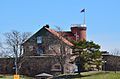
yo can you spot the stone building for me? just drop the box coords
[20,24,87,76]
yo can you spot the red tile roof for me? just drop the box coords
[45,27,74,46]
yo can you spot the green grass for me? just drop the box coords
[74,71,120,79]
[1,72,120,79]
[55,71,120,79]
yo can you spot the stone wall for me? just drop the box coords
[20,56,55,76]
[19,56,74,76]
[0,58,14,74]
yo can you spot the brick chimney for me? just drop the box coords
[71,24,87,41]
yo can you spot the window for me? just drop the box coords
[51,64,61,71]
[5,66,10,73]
[29,45,33,51]
[37,48,43,55]
[49,45,53,50]
[54,65,61,69]
[49,45,60,53]
[37,36,42,43]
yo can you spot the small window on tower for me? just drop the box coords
[37,36,42,43]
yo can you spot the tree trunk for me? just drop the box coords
[61,64,64,74]
[78,64,81,75]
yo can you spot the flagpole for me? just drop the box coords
[81,9,86,26]
[84,10,86,25]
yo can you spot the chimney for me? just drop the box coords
[71,24,87,41]
[43,24,49,28]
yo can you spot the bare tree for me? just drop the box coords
[0,36,10,57]
[111,48,120,73]
[0,41,5,57]
[4,30,31,74]
[0,47,11,57]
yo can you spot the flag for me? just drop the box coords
[81,9,85,13]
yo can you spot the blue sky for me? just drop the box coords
[0,0,120,52]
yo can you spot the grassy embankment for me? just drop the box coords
[56,71,120,79]
[75,71,120,79]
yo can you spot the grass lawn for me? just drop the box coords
[74,71,120,79]
[56,71,120,79]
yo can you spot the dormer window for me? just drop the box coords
[37,36,42,44]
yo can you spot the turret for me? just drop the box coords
[71,24,87,41]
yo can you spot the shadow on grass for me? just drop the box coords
[53,74,81,79]
[53,72,110,79]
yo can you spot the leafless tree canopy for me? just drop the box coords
[111,48,120,56]
[3,30,31,74]
[4,30,31,57]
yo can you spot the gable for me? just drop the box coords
[23,25,74,47]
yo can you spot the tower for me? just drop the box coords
[71,24,87,41]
